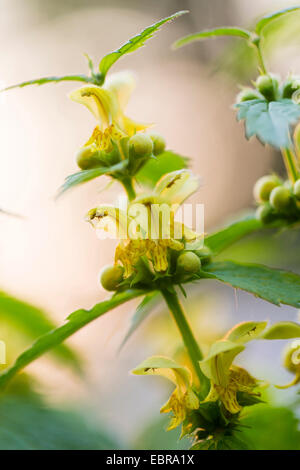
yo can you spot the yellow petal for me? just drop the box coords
[155,170,199,205]
[121,115,152,137]
[218,385,241,414]
[104,71,136,110]
[200,340,245,387]
[202,383,219,403]
[69,85,118,129]
[86,206,130,239]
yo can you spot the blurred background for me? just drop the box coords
[0,0,300,449]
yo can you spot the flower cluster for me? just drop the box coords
[254,174,300,225]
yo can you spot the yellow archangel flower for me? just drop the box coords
[132,356,199,431]
[200,321,267,414]
[277,339,300,389]
[86,170,202,276]
[69,71,150,153]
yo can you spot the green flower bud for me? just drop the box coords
[100,265,124,291]
[76,146,101,170]
[253,175,281,203]
[256,203,275,224]
[148,133,166,156]
[282,76,300,99]
[293,179,300,200]
[236,88,263,103]
[255,74,279,102]
[270,186,292,211]
[129,134,153,158]
[194,246,212,266]
[177,251,201,274]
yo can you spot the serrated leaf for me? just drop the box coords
[57,161,127,196]
[173,27,251,49]
[256,6,300,35]
[202,261,300,307]
[1,75,95,92]
[0,289,148,389]
[0,291,79,370]
[205,215,263,256]
[136,150,188,187]
[235,99,300,149]
[119,291,160,352]
[262,321,300,340]
[99,11,188,78]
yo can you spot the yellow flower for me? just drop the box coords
[200,322,267,414]
[277,340,300,389]
[87,170,203,276]
[132,356,199,430]
[69,71,150,152]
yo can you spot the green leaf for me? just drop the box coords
[202,261,300,307]
[0,289,148,389]
[57,161,127,196]
[235,99,300,149]
[119,291,160,352]
[256,6,300,35]
[239,404,300,450]
[262,321,300,340]
[99,11,188,78]
[225,321,268,343]
[0,393,120,450]
[173,27,251,49]
[136,150,188,187]
[0,291,79,369]
[1,75,95,92]
[205,215,263,256]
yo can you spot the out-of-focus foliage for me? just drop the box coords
[218,10,300,81]
[0,379,119,450]
[239,404,300,450]
[0,289,147,389]
[0,291,80,369]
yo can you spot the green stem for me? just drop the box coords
[282,148,299,183]
[161,288,210,399]
[122,177,136,201]
[253,39,267,74]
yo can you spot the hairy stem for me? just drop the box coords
[122,177,136,201]
[161,288,210,399]
[282,148,299,183]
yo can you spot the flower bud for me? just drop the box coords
[270,186,292,211]
[293,179,300,200]
[253,175,281,203]
[194,246,212,266]
[177,251,201,274]
[148,133,166,156]
[100,265,124,291]
[236,88,263,103]
[256,203,275,224]
[282,76,300,99]
[76,146,101,170]
[129,134,153,158]
[255,74,279,102]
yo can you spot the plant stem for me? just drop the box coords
[122,177,136,201]
[161,288,210,399]
[252,38,267,74]
[282,148,299,183]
